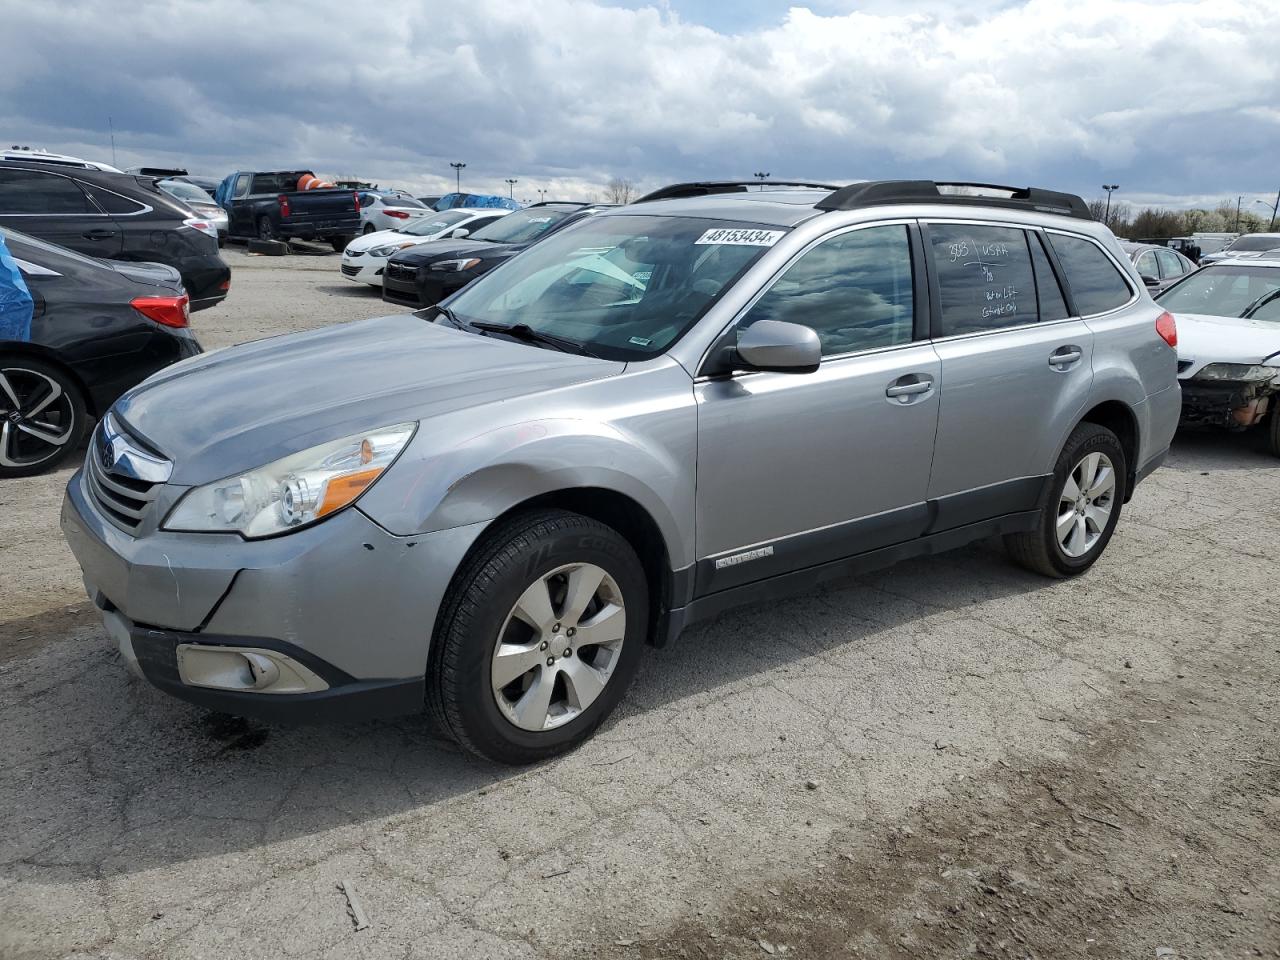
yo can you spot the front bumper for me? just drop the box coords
[381,271,422,306]
[340,254,385,285]
[61,470,490,720]
[1179,378,1277,429]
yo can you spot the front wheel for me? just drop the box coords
[0,357,87,478]
[428,509,648,764]
[1267,405,1280,458]
[1005,423,1127,578]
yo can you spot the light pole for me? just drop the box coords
[1257,191,1280,231]
[537,188,548,202]
[1102,184,1119,224]
[753,171,770,191]
[450,162,466,193]
[505,178,518,199]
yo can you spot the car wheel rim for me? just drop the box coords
[0,367,76,468]
[491,562,626,732]
[1056,451,1116,559]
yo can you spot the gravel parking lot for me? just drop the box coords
[2,249,1277,959]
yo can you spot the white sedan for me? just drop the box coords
[340,208,512,287]
[357,191,436,234]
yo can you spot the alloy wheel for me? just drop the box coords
[0,367,77,469]
[490,562,627,732]
[1056,451,1116,558]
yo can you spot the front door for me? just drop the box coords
[694,222,940,595]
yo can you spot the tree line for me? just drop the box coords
[1087,197,1276,240]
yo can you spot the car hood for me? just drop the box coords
[392,237,519,266]
[113,313,623,484]
[107,259,184,291]
[345,228,427,253]
[1174,311,1280,377]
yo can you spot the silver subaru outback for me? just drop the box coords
[62,179,1181,763]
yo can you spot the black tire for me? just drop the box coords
[362,223,377,235]
[1267,405,1280,458]
[427,509,648,764]
[1005,423,1127,578]
[256,216,276,241]
[329,236,351,253]
[0,356,88,478]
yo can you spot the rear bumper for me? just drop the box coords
[277,219,361,241]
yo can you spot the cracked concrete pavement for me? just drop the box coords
[2,249,1277,958]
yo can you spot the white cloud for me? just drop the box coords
[0,0,1275,206]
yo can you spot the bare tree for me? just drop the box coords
[604,177,635,205]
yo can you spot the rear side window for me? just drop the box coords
[741,224,915,357]
[83,183,146,215]
[928,224,1036,335]
[1135,251,1159,279]
[1029,233,1070,321]
[0,168,94,214]
[1156,249,1186,279]
[250,174,280,194]
[1048,234,1133,315]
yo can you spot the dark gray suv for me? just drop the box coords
[62,179,1181,763]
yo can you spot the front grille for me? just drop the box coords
[385,262,418,282]
[84,419,169,535]
[341,263,361,277]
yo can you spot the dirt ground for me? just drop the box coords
[1,247,1277,960]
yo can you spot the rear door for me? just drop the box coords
[0,167,122,257]
[924,222,1095,528]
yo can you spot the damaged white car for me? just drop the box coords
[1156,258,1280,455]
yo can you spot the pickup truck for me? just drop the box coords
[215,171,361,250]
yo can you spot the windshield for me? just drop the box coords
[1226,235,1280,253]
[1157,264,1280,317]
[441,214,786,360]
[383,195,426,208]
[470,207,575,244]
[159,179,214,203]
[402,210,473,236]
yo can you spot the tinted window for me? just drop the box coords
[85,183,146,214]
[929,224,1035,335]
[740,225,914,356]
[1155,248,1186,278]
[1135,251,1159,279]
[1029,232,1070,321]
[1048,234,1133,315]
[470,207,574,244]
[250,174,280,194]
[0,169,93,214]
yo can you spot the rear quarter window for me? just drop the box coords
[83,183,146,215]
[1048,233,1134,315]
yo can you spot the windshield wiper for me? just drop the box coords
[470,321,601,358]
[428,304,468,329]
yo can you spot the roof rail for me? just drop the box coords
[634,180,841,204]
[815,180,1093,221]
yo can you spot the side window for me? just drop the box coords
[83,184,145,215]
[233,174,251,199]
[1135,251,1159,279]
[1029,232,1070,321]
[249,174,278,195]
[1048,234,1134,315]
[928,224,1036,335]
[738,224,915,357]
[1155,249,1185,278]
[0,169,93,214]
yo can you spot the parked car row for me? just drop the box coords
[340,207,512,286]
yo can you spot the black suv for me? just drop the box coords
[0,162,231,311]
[382,202,605,307]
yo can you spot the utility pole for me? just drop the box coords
[108,116,117,167]
[1236,196,1243,232]
[753,171,770,191]
[450,162,466,193]
[1102,184,1119,225]
[1255,195,1280,231]
[505,178,518,199]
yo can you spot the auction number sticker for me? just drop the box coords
[694,228,785,246]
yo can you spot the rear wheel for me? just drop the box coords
[1005,423,1126,578]
[0,357,87,478]
[329,236,351,253]
[362,223,377,235]
[256,216,276,241]
[427,509,648,764]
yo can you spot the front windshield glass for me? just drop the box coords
[470,207,574,244]
[160,179,214,203]
[442,214,787,360]
[1226,235,1280,252]
[1157,265,1280,317]
[402,210,472,236]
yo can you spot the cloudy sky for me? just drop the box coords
[2,0,1277,211]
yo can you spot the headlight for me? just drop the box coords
[369,242,415,257]
[164,423,416,538]
[1192,363,1280,383]
[430,257,483,272]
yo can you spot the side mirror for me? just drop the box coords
[1141,274,1160,287]
[450,227,470,239]
[733,320,821,374]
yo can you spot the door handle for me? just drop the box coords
[886,374,934,403]
[1049,346,1083,368]
[82,228,117,240]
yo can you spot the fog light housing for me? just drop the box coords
[175,644,330,694]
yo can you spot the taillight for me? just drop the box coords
[132,294,190,329]
[353,191,360,212]
[182,217,218,240]
[278,194,291,218]
[1156,311,1177,347]
[385,209,410,219]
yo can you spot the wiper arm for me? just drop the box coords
[470,321,601,358]
[427,304,467,329]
